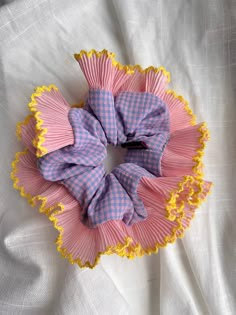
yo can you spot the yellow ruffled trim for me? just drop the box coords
[11,150,58,216]
[192,122,210,178]
[166,175,212,218]
[74,49,171,82]
[28,84,59,158]
[49,206,134,269]
[166,89,197,126]
[16,114,34,140]
[124,175,213,260]
[11,147,212,266]
[166,175,194,221]
[164,90,209,179]
[118,212,183,259]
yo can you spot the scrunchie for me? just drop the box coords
[11,49,212,268]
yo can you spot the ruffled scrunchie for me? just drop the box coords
[11,50,212,268]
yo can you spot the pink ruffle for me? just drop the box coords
[75,50,132,94]
[117,66,169,97]
[162,91,196,132]
[161,123,209,177]
[18,115,36,154]
[29,85,74,157]
[75,50,169,97]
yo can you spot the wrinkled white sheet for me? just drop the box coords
[0,0,235,314]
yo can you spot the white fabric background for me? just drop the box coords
[0,0,235,314]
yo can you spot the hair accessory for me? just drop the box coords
[11,49,212,268]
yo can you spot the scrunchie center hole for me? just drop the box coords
[103,145,127,174]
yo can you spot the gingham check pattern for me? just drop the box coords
[38,89,170,227]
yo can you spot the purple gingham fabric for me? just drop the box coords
[38,89,170,227]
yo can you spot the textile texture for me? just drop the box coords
[0,0,235,314]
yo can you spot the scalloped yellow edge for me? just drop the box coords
[74,49,171,82]
[192,122,210,178]
[165,90,209,180]
[166,89,197,126]
[16,114,34,140]
[10,150,58,216]
[11,145,212,268]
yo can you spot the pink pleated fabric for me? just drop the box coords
[75,50,132,94]
[162,91,195,132]
[29,86,74,157]
[161,123,209,177]
[116,66,169,98]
